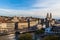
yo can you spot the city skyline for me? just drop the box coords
[0,0,60,18]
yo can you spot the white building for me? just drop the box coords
[11,16,19,22]
[0,23,15,33]
[37,24,43,29]
[18,21,38,29]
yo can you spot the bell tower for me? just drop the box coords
[46,13,49,18]
[50,13,52,20]
[46,13,49,20]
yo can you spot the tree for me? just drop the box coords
[35,28,44,34]
[19,33,33,40]
[43,35,59,40]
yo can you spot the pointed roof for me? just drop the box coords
[46,13,49,18]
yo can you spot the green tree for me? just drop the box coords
[35,28,44,34]
[43,35,59,40]
[19,33,33,40]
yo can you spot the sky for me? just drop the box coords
[0,0,60,18]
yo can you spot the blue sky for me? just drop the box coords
[0,0,60,18]
[0,0,37,10]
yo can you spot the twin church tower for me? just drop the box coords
[46,13,52,20]
[45,13,54,27]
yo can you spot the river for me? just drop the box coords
[0,33,41,40]
[0,34,15,40]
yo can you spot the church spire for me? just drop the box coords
[50,13,52,19]
[50,13,52,20]
[46,13,49,18]
[46,13,50,20]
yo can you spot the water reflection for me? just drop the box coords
[0,34,15,40]
[0,33,41,40]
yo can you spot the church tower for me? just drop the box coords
[46,13,50,20]
[50,13,52,18]
[45,13,53,27]
[50,13,52,20]
[46,13,49,18]
[45,13,49,27]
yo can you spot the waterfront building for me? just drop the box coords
[0,23,15,33]
[18,21,38,29]
[11,16,19,22]
[37,24,43,29]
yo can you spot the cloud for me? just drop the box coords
[32,0,60,8]
[0,8,37,17]
[30,0,60,18]
[0,0,60,19]
[0,8,60,19]
[0,8,45,17]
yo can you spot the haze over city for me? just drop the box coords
[0,0,60,18]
